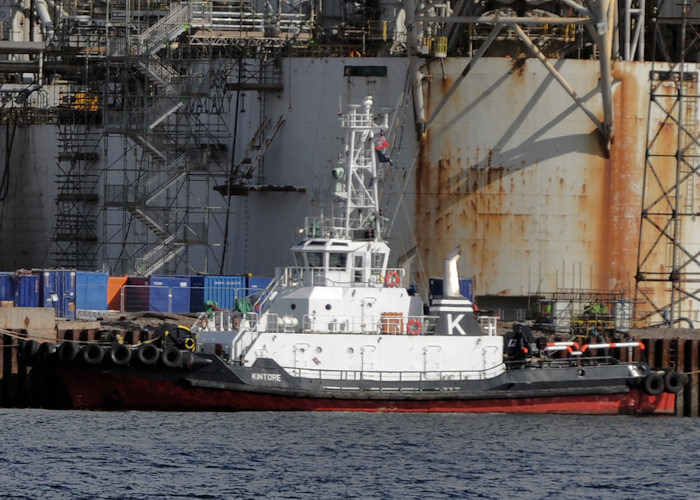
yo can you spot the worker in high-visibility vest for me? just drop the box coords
[374,131,393,166]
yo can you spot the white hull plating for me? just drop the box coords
[241,332,505,378]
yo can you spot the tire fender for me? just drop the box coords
[109,343,132,366]
[57,341,80,363]
[19,340,40,363]
[82,344,105,365]
[37,342,57,363]
[161,345,183,369]
[642,372,665,396]
[136,343,160,366]
[664,370,688,394]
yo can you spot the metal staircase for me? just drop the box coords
[47,1,312,275]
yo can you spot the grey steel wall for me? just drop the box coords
[0,56,696,324]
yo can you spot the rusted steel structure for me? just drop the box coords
[0,1,698,330]
[401,1,700,327]
[636,4,700,328]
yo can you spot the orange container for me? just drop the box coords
[108,276,129,311]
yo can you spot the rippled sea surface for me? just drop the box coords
[0,410,699,499]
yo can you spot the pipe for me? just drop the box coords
[33,0,54,44]
[404,0,427,136]
[443,246,461,298]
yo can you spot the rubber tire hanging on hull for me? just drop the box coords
[109,343,132,366]
[664,370,688,394]
[642,372,665,395]
[161,346,183,369]
[38,342,57,362]
[82,344,105,365]
[57,341,80,363]
[136,343,160,366]
[19,340,39,363]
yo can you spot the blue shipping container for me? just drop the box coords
[189,275,247,312]
[459,278,474,302]
[76,272,109,310]
[0,273,14,302]
[247,276,273,292]
[428,278,474,302]
[15,274,40,307]
[125,277,149,312]
[40,270,76,319]
[150,276,191,313]
[428,278,443,299]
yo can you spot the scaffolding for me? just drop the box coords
[44,1,313,275]
[528,289,633,341]
[636,2,700,328]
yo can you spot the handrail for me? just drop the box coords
[505,355,627,369]
[295,313,436,335]
[277,266,405,289]
[287,362,506,383]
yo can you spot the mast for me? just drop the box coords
[333,96,388,241]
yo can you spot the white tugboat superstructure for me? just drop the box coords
[207,96,503,378]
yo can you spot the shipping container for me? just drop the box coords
[189,275,246,312]
[150,276,190,313]
[108,276,129,310]
[76,271,109,311]
[246,276,274,311]
[460,279,474,302]
[428,278,474,302]
[40,270,76,319]
[15,274,40,307]
[124,277,149,312]
[247,276,273,292]
[0,273,14,302]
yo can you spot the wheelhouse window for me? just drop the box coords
[293,252,304,267]
[371,252,385,272]
[329,252,347,269]
[354,255,364,282]
[307,251,324,268]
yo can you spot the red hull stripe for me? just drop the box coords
[56,369,676,415]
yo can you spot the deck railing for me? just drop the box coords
[287,363,506,383]
[277,266,405,289]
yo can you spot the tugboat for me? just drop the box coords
[21,97,686,413]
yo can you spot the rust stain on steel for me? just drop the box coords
[508,54,528,78]
[631,70,694,307]
[416,59,676,301]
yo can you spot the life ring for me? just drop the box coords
[385,271,400,287]
[642,372,664,395]
[184,337,196,351]
[664,370,688,394]
[407,319,422,335]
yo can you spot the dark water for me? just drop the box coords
[0,410,698,499]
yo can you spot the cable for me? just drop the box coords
[219,59,243,274]
[0,110,18,202]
